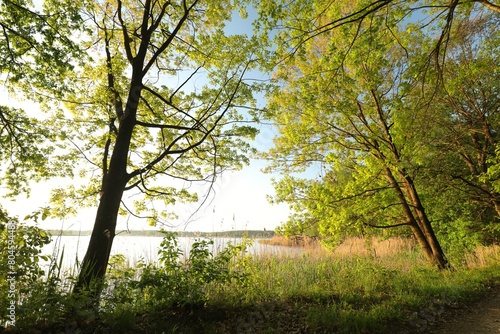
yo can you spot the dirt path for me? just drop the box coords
[430,286,500,334]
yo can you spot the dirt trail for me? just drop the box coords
[430,286,500,334]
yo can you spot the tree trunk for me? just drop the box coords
[492,198,500,217]
[72,180,125,294]
[408,222,436,264]
[412,206,449,269]
[384,167,450,269]
[398,171,450,269]
[73,85,139,295]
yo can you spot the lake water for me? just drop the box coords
[41,235,302,273]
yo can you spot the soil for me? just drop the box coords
[428,285,500,334]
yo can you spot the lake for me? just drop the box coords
[41,235,302,273]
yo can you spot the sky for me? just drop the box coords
[0,6,294,233]
[4,148,291,233]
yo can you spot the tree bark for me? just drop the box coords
[73,82,140,294]
[399,172,450,269]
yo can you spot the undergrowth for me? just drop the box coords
[1,225,499,334]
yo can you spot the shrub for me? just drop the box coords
[99,231,253,317]
[0,214,52,328]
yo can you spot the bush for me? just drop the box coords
[0,213,52,328]
[98,231,253,324]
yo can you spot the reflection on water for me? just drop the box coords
[41,235,304,273]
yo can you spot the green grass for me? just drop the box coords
[203,243,500,333]
[2,238,500,334]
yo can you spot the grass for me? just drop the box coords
[259,234,322,248]
[204,238,500,333]
[2,237,500,334]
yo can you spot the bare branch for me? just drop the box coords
[141,84,206,129]
[135,119,196,131]
[116,0,135,62]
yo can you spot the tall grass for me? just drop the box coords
[205,238,500,333]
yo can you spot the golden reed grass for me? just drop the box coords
[259,235,500,270]
[259,235,416,257]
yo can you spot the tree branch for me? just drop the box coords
[363,221,410,229]
[116,0,135,63]
[142,0,201,77]
[135,119,196,131]
[474,0,500,13]
[128,60,252,179]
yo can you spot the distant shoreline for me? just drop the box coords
[46,229,275,239]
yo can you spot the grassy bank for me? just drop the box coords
[204,239,500,333]
[2,237,500,334]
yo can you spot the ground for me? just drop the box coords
[429,285,500,334]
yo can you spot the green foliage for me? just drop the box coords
[259,1,421,240]
[0,223,50,281]
[0,213,53,327]
[125,231,253,309]
[255,0,500,259]
[87,231,253,332]
[0,1,89,199]
[0,0,86,85]
[0,105,64,196]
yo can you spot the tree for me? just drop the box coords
[255,1,499,269]
[0,0,85,196]
[18,0,261,296]
[253,0,500,71]
[420,14,500,246]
